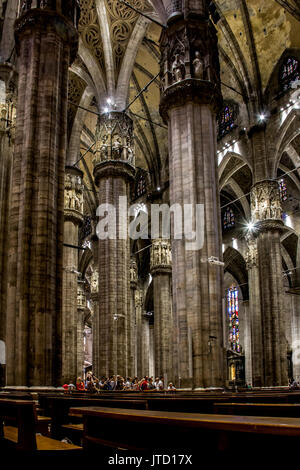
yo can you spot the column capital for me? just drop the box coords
[15,4,79,62]
[250,179,285,233]
[150,239,172,275]
[159,17,222,121]
[0,62,17,136]
[93,111,135,185]
[64,167,84,225]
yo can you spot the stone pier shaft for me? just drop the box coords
[150,239,172,383]
[250,180,288,386]
[62,167,84,383]
[159,3,224,388]
[6,4,78,387]
[93,111,135,378]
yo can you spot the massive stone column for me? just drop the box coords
[150,239,172,384]
[0,63,16,351]
[77,281,86,379]
[246,235,263,386]
[159,3,224,388]
[62,167,84,383]
[250,180,288,386]
[93,111,135,378]
[91,266,99,377]
[136,288,144,378]
[129,258,138,378]
[6,3,78,388]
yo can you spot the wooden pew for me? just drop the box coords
[46,397,148,440]
[213,402,300,417]
[0,399,81,451]
[70,406,300,454]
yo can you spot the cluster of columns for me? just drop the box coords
[150,239,172,384]
[0,62,16,352]
[247,176,288,386]
[0,0,291,389]
[61,167,84,383]
[5,3,78,388]
[92,111,135,378]
[159,2,224,388]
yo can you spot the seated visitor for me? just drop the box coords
[140,376,149,391]
[148,377,155,390]
[157,376,164,390]
[68,382,75,392]
[76,377,85,391]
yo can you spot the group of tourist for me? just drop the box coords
[63,373,176,393]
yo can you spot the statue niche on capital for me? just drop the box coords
[172,54,185,83]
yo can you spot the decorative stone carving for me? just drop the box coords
[159,18,222,119]
[90,268,99,294]
[64,173,84,212]
[0,104,7,130]
[78,0,104,65]
[172,54,185,82]
[130,258,138,286]
[77,284,86,309]
[193,51,204,79]
[105,0,147,73]
[245,235,258,269]
[64,169,84,225]
[150,239,172,273]
[135,289,143,308]
[68,72,86,136]
[251,180,283,223]
[93,111,135,167]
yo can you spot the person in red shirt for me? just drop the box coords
[140,376,149,391]
[76,377,85,391]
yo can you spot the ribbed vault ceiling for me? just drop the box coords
[65,0,300,204]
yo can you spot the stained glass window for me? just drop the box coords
[227,287,240,353]
[223,207,235,229]
[281,57,299,92]
[279,178,288,201]
[218,105,236,139]
[135,173,147,198]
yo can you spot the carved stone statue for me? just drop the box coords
[64,172,84,214]
[77,286,86,309]
[151,239,172,269]
[251,181,282,223]
[172,54,185,83]
[193,51,204,79]
[112,137,122,159]
[90,269,99,294]
[130,259,138,283]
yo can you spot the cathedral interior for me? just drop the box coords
[0,0,299,394]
